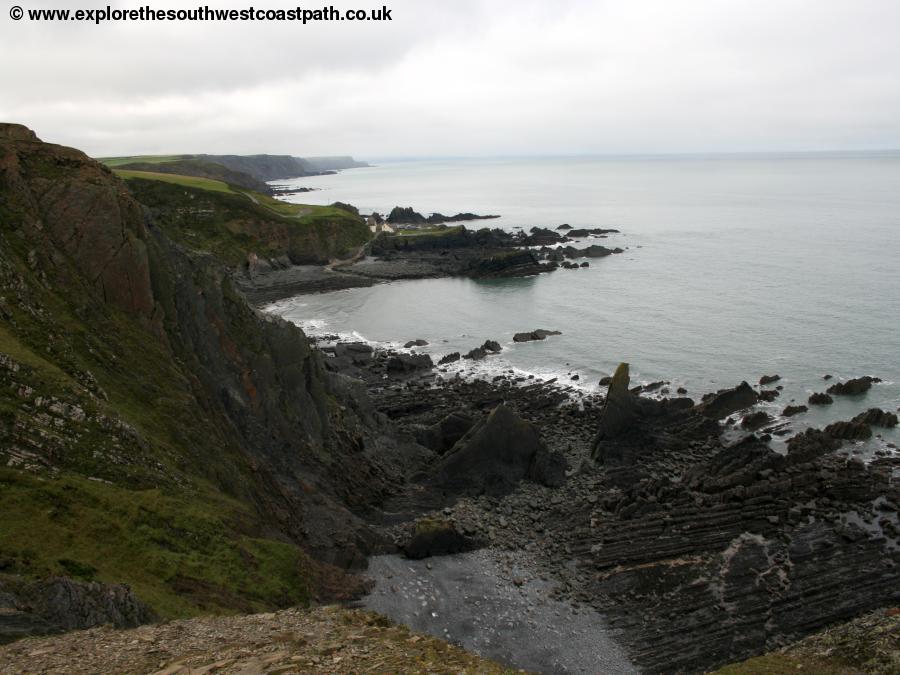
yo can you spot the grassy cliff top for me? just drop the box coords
[122,174,370,267]
[99,154,191,167]
[115,169,234,193]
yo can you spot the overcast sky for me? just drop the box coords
[2,0,899,158]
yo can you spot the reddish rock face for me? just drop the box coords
[0,123,39,142]
[0,124,159,329]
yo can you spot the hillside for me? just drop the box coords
[112,159,271,193]
[0,123,411,632]
[120,174,370,268]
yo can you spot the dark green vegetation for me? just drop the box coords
[0,124,393,622]
[123,176,370,267]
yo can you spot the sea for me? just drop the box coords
[266,153,900,455]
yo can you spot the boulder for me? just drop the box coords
[437,352,460,365]
[403,518,477,559]
[403,339,428,348]
[513,329,562,343]
[759,374,781,385]
[413,412,476,454]
[523,227,566,246]
[758,389,780,402]
[824,420,872,441]
[741,411,772,430]
[786,427,843,460]
[333,342,374,365]
[697,382,758,420]
[430,404,563,496]
[386,353,433,374]
[481,340,502,353]
[852,408,898,428]
[827,376,877,396]
[782,404,808,417]
[464,347,486,360]
[465,250,549,279]
[808,392,834,405]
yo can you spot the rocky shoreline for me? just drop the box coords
[234,220,626,301]
[305,332,900,673]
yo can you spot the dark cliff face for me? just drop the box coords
[0,124,411,621]
[194,154,314,181]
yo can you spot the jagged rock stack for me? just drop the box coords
[591,363,640,457]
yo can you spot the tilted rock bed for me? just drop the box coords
[332,349,900,673]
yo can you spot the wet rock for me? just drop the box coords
[787,427,843,460]
[403,339,428,348]
[697,382,758,420]
[824,420,872,441]
[759,374,781,385]
[523,227,566,246]
[481,340,502,353]
[782,404,808,417]
[466,250,551,279]
[513,329,562,343]
[757,389,780,402]
[741,411,772,430]
[808,392,834,405]
[852,408,898,428]
[827,376,877,396]
[438,352,460,365]
[403,518,477,559]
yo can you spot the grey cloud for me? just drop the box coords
[1,0,898,157]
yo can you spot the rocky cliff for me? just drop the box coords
[0,124,417,634]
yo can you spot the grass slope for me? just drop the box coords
[114,169,234,193]
[0,160,360,619]
[99,155,190,167]
[123,176,370,266]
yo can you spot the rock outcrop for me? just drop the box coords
[513,329,562,342]
[827,376,878,396]
[592,363,640,447]
[0,124,418,619]
[697,381,759,419]
[0,576,155,643]
[403,519,477,559]
[430,405,564,496]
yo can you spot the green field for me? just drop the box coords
[115,169,234,193]
[100,155,189,167]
